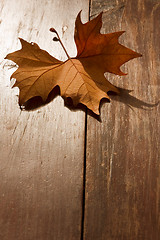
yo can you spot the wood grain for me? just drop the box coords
[0,1,89,239]
[84,0,160,239]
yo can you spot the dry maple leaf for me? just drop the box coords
[5,11,142,115]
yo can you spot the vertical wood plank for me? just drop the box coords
[0,1,89,239]
[85,0,160,239]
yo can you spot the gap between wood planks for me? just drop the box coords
[81,107,88,240]
[81,2,92,239]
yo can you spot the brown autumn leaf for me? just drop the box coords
[5,11,142,115]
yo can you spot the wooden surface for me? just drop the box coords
[84,0,160,240]
[0,1,89,240]
[0,0,159,240]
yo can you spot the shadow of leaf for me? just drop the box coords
[108,87,159,110]
[23,86,60,111]
[22,86,159,121]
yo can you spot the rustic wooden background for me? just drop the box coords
[0,0,159,240]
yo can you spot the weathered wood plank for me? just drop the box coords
[84,0,160,239]
[0,1,89,239]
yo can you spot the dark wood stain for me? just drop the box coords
[84,0,160,240]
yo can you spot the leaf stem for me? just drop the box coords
[50,28,70,59]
